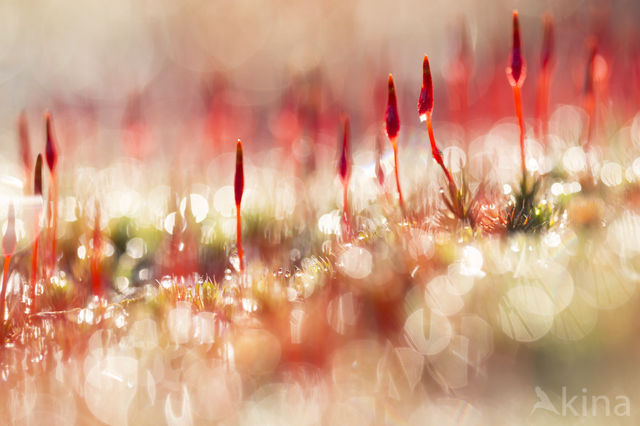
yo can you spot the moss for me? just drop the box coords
[506,175,558,233]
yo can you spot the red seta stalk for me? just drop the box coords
[1,203,17,323]
[30,154,43,313]
[338,117,352,238]
[90,202,102,297]
[449,19,472,123]
[583,39,598,147]
[506,10,527,179]
[385,74,405,215]
[45,113,59,272]
[536,15,554,142]
[18,111,32,184]
[419,55,457,193]
[375,134,385,188]
[168,192,183,277]
[1,258,9,322]
[234,139,245,273]
[513,86,525,175]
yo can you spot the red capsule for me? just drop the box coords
[45,113,58,173]
[2,203,16,257]
[338,117,351,183]
[541,15,554,70]
[234,139,244,206]
[507,10,526,87]
[34,154,43,197]
[418,55,434,119]
[385,74,400,140]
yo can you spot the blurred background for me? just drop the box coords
[0,0,638,167]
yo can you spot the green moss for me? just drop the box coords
[506,175,558,233]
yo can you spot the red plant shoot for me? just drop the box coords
[419,55,456,193]
[91,202,102,297]
[45,112,59,272]
[18,111,31,183]
[1,203,17,323]
[234,139,245,273]
[506,10,527,178]
[338,117,351,237]
[449,19,472,121]
[583,39,598,147]
[385,74,405,214]
[375,134,385,188]
[168,192,185,277]
[181,193,198,275]
[30,154,43,312]
[536,15,554,142]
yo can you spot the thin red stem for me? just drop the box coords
[50,171,58,270]
[30,217,39,313]
[1,255,11,323]
[391,138,405,215]
[91,229,102,297]
[513,86,526,178]
[426,115,456,192]
[585,95,595,148]
[91,256,101,297]
[342,178,350,238]
[236,204,243,273]
[536,69,550,143]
